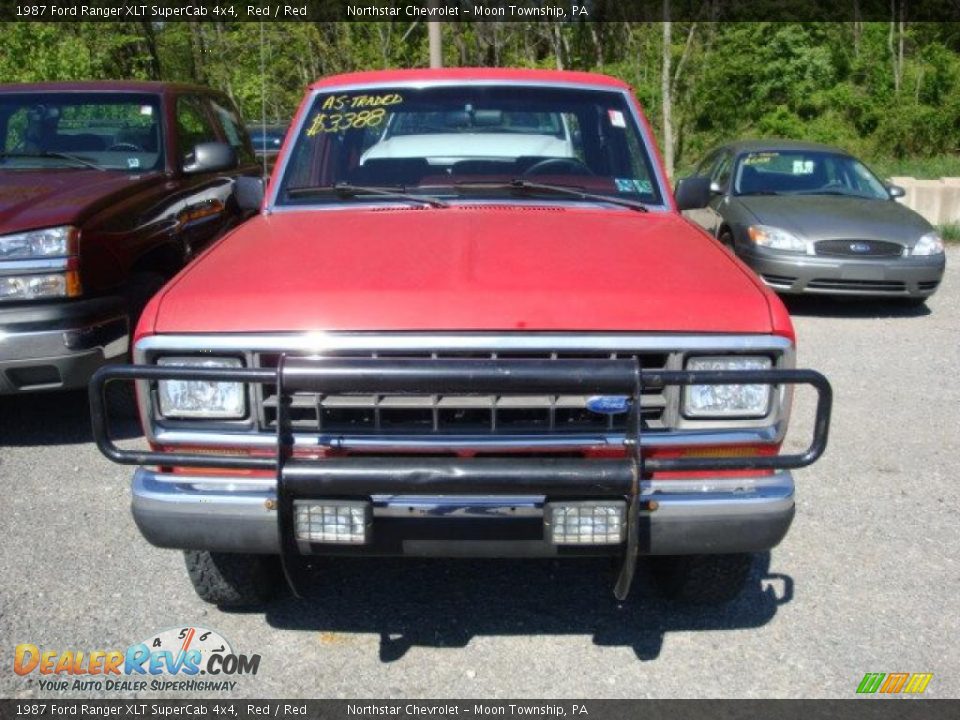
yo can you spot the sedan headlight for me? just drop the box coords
[912,231,944,256]
[683,356,773,418]
[157,357,246,419]
[747,225,812,254]
[0,226,77,259]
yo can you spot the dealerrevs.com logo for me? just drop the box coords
[14,626,260,693]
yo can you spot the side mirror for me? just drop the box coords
[235,176,265,212]
[887,184,906,199]
[183,141,237,175]
[674,175,712,211]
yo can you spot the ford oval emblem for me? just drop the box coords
[849,242,872,253]
[586,396,632,415]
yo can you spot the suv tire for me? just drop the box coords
[649,553,754,605]
[184,550,282,607]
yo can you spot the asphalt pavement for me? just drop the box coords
[1,247,957,699]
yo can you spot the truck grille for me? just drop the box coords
[255,350,670,435]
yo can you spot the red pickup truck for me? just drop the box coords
[91,69,832,608]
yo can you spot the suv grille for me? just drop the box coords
[255,351,670,435]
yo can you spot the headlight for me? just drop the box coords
[683,356,773,418]
[747,225,811,254]
[157,357,246,419]
[912,231,944,256]
[0,272,80,301]
[0,226,77,259]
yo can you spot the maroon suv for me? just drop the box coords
[0,81,257,393]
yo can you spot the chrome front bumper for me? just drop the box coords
[131,467,795,557]
[0,298,128,393]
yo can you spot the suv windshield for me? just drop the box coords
[0,92,164,172]
[734,150,889,199]
[277,84,663,207]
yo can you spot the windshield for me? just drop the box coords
[277,84,663,207]
[0,92,163,172]
[734,150,888,199]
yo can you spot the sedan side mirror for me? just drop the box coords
[235,176,265,212]
[887,184,906,199]
[183,141,237,175]
[674,176,712,211]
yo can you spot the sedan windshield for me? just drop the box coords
[277,84,663,207]
[0,92,164,172]
[734,150,889,199]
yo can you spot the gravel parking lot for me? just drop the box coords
[1,247,957,699]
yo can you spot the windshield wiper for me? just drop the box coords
[287,182,448,208]
[795,189,862,197]
[0,151,105,171]
[454,179,649,212]
[737,190,780,196]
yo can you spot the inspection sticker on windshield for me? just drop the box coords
[792,159,815,174]
[139,105,153,116]
[608,109,626,128]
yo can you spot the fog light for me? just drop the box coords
[547,501,626,545]
[293,500,370,544]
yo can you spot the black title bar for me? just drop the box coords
[1,0,960,23]
[0,699,958,720]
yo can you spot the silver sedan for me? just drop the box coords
[681,140,946,304]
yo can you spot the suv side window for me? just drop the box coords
[176,95,218,168]
[209,96,254,165]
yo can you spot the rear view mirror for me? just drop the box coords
[674,176,712,211]
[235,176,265,212]
[183,141,237,175]
[887,184,906,199]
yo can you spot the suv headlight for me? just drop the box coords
[0,226,81,301]
[0,226,76,259]
[912,231,944,256]
[157,357,246,419]
[683,356,773,418]
[747,225,811,254]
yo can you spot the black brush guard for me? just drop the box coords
[90,356,832,600]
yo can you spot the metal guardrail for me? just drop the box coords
[89,356,832,599]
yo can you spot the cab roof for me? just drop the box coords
[310,67,631,90]
[0,80,218,95]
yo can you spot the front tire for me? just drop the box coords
[649,553,754,605]
[184,550,282,608]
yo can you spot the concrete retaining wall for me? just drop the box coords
[890,177,960,226]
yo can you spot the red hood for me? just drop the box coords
[0,169,162,233]
[151,206,776,334]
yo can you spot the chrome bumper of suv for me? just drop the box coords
[0,297,128,393]
[131,467,795,557]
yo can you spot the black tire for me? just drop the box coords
[649,553,754,605]
[184,550,282,608]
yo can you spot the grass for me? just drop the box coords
[867,155,960,180]
[938,223,960,243]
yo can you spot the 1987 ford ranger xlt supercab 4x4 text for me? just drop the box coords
[91,69,832,608]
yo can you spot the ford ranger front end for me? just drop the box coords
[90,69,831,608]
